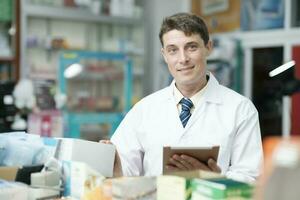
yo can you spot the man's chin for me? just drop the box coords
[175,77,206,88]
[175,79,195,87]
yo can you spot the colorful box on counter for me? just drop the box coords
[55,138,116,177]
[157,170,224,200]
[190,178,254,200]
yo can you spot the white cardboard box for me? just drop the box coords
[56,138,115,177]
[63,161,105,198]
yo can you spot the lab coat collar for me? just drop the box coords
[167,72,222,104]
[203,72,222,104]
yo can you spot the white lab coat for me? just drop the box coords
[111,73,263,183]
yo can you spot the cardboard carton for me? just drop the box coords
[56,138,116,177]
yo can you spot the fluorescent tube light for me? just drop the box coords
[64,63,83,79]
[269,60,295,77]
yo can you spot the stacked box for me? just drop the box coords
[191,178,254,200]
[157,170,224,200]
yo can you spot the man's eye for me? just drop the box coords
[168,48,177,54]
[187,45,198,51]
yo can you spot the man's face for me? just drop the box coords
[161,30,212,89]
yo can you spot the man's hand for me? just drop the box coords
[100,140,113,145]
[166,154,221,173]
[100,140,123,177]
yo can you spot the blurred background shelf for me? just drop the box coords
[58,50,133,141]
[24,4,141,25]
[0,57,14,62]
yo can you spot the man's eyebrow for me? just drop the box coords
[185,41,199,46]
[165,44,177,49]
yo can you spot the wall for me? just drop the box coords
[143,0,190,95]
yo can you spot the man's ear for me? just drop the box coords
[205,40,213,56]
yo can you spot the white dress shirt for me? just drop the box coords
[173,76,208,114]
[111,73,263,183]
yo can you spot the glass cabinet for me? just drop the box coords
[58,51,132,141]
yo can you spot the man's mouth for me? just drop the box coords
[178,66,195,71]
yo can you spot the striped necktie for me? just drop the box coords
[179,97,193,128]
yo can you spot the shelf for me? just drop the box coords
[212,27,300,48]
[70,71,124,81]
[27,46,145,57]
[67,112,124,122]
[24,4,141,26]
[29,71,57,80]
[0,56,14,62]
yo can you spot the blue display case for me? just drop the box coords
[241,0,284,31]
[58,51,132,140]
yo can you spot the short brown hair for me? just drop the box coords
[159,13,209,46]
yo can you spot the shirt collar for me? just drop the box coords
[172,76,208,108]
[169,72,222,105]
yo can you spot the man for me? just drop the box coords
[108,13,263,183]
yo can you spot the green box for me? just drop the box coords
[191,178,254,199]
[0,0,13,22]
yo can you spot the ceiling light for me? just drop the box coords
[64,63,83,79]
[269,60,295,77]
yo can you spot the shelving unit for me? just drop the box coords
[20,0,145,98]
[58,50,132,140]
[24,4,140,25]
[238,0,300,138]
[18,0,145,137]
[0,0,20,81]
[192,0,300,138]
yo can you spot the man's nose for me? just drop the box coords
[179,50,190,63]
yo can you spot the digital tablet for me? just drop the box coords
[163,146,219,174]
